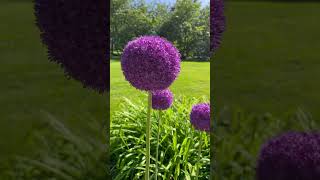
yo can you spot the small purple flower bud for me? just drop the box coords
[190,103,211,132]
[257,132,320,180]
[121,36,181,91]
[151,89,173,110]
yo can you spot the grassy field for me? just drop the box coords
[214,2,320,118]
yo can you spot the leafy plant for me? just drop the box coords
[5,111,107,180]
[111,96,210,180]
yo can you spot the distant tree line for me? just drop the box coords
[111,0,210,61]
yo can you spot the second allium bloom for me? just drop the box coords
[152,89,173,110]
[121,36,181,91]
[190,103,211,132]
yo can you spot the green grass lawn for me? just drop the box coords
[214,2,320,118]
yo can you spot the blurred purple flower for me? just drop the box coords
[257,132,320,180]
[210,0,225,53]
[34,0,109,93]
[151,89,173,110]
[190,103,210,132]
[121,36,181,91]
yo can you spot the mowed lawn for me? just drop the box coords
[110,60,210,115]
[214,2,320,118]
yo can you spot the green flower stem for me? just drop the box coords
[196,132,202,180]
[155,110,162,180]
[145,92,152,180]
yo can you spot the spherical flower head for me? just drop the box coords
[190,103,210,132]
[34,0,109,93]
[257,132,320,180]
[121,36,181,91]
[151,89,173,110]
[210,0,225,53]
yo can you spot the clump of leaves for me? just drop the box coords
[215,107,320,180]
[111,96,210,180]
[6,111,107,180]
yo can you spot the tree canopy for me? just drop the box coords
[111,0,210,61]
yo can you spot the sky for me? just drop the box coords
[145,0,210,7]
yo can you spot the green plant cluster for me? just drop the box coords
[111,97,210,179]
[4,111,107,180]
[3,101,318,180]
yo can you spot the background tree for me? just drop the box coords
[193,5,210,59]
[111,0,131,54]
[111,0,210,61]
[158,0,203,59]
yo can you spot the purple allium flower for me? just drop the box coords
[257,132,320,180]
[190,103,211,132]
[121,36,181,91]
[210,0,225,53]
[34,0,109,93]
[151,89,173,110]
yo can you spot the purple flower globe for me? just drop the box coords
[34,0,110,93]
[257,132,320,180]
[210,0,225,53]
[151,89,173,110]
[190,103,210,132]
[121,36,181,91]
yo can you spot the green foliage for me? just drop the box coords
[4,111,107,180]
[111,0,155,52]
[158,0,209,60]
[3,105,317,180]
[111,0,210,60]
[215,107,320,180]
[111,97,210,179]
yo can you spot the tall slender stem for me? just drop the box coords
[155,110,161,180]
[145,92,152,180]
[196,132,202,180]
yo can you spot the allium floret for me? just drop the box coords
[151,89,173,110]
[190,103,211,132]
[34,0,109,93]
[257,132,320,180]
[121,36,181,91]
